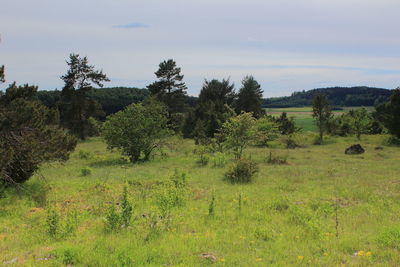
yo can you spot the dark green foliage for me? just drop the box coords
[275,112,298,135]
[58,54,109,139]
[375,89,400,139]
[312,94,332,144]
[184,79,236,138]
[0,65,5,83]
[147,59,187,116]
[235,76,264,118]
[264,86,392,108]
[103,101,170,162]
[224,158,259,184]
[36,87,149,118]
[0,83,76,186]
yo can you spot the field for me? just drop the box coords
[1,134,400,266]
[266,107,374,132]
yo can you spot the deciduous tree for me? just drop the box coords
[312,94,332,144]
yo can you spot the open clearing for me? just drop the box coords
[1,135,400,266]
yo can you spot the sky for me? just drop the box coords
[1,0,400,97]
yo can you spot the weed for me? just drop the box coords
[208,191,216,216]
[80,167,92,176]
[120,185,133,228]
[105,204,120,232]
[46,208,60,238]
[78,150,93,160]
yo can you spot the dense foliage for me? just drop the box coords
[235,76,264,118]
[264,86,392,108]
[183,79,236,138]
[147,59,187,115]
[0,83,76,186]
[102,100,170,162]
[58,54,109,139]
[375,88,400,139]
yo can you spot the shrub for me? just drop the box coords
[80,167,92,176]
[193,145,211,166]
[224,158,259,184]
[103,101,170,162]
[78,150,92,160]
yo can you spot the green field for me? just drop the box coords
[266,107,374,132]
[1,134,400,266]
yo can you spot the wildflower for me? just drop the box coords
[297,256,304,260]
[255,258,262,262]
[357,251,365,256]
[219,258,225,262]
[365,251,372,257]
[323,252,328,256]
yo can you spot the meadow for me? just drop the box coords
[266,107,374,132]
[1,132,400,266]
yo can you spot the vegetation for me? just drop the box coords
[0,81,76,186]
[147,59,187,116]
[375,88,400,139]
[264,86,392,108]
[58,54,109,139]
[102,100,170,162]
[235,76,264,118]
[312,94,333,144]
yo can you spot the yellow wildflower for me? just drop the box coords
[357,251,365,256]
[323,252,328,256]
[219,258,225,262]
[366,251,372,257]
[298,256,304,260]
[255,258,262,262]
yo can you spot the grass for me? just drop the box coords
[266,106,374,132]
[1,134,400,266]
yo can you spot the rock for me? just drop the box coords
[345,144,365,155]
[200,253,217,263]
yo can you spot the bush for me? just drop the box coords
[103,101,170,162]
[80,167,92,176]
[224,158,259,184]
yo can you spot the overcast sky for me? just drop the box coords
[1,0,400,97]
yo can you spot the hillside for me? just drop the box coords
[264,86,393,108]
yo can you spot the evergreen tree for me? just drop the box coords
[235,76,264,118]
[0,65,4,83]
[58,54,109,139]
[147,59,187,115]
[312,94,332,144]
[0,83,76,186]
[375,88,400,139]
[190,79,236,137]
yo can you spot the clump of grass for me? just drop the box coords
[212,152,227,167]
[377,226,400,249]
[78,150,93,160]
[80,167,92,176]
[266,151,288,165]
[224,158,258,184]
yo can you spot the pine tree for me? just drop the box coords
[375,88,400,139]
[0,65,4,83]
[147,59,187,115]
[58,54,109,139]
[235,76,264,118]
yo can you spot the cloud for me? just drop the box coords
[112,22,148,29]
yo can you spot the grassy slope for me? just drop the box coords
[1,135,400,266]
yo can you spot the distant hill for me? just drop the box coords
[263,86,393,108]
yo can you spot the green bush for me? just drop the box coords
[80,167,92,176]
[224,158,259,184]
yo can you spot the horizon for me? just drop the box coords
[1,0,400,97]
